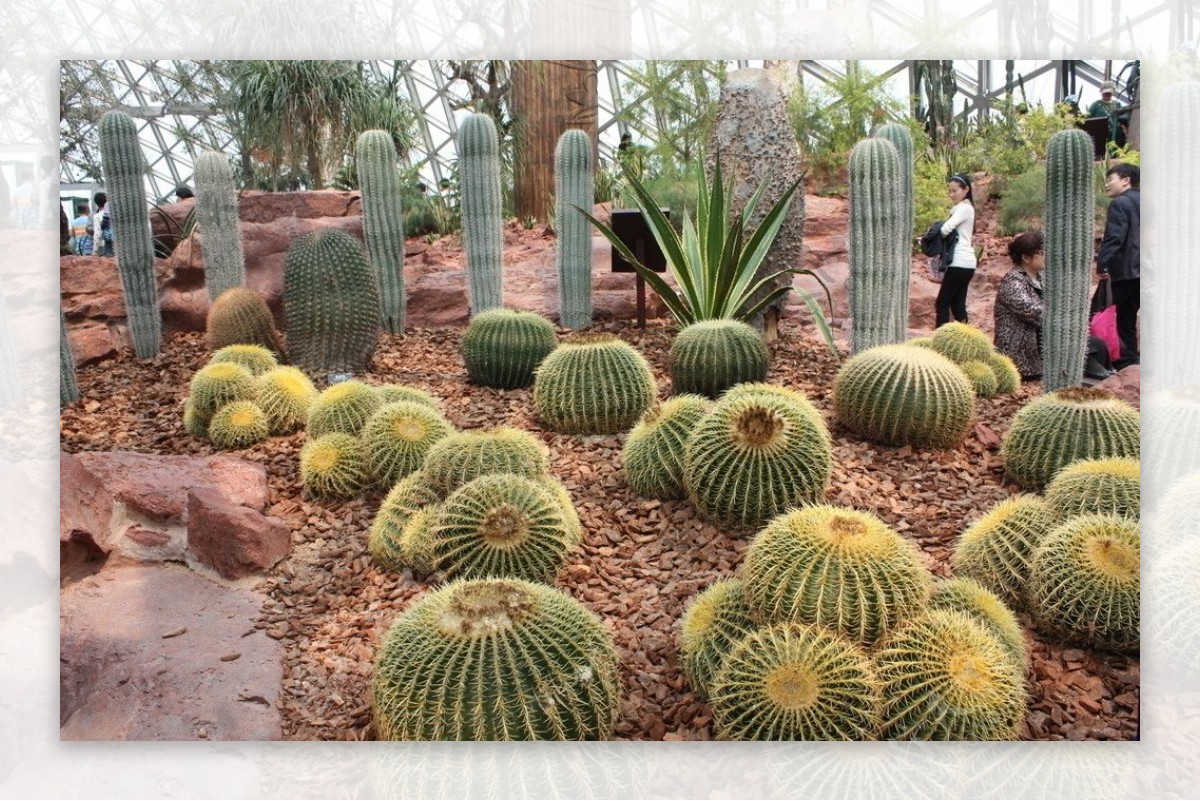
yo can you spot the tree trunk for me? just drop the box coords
[510,60,598,223]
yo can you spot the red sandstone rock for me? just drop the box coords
[1098,364,1141,409]
[187,488,291,580]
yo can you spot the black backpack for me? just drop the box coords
[919,220,958,262]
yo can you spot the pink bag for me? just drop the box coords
[1090,298,1121,362]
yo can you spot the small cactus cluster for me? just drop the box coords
[679,504,1028,740]
[462,309,557,389]
[182,345,285,448]
[925,323,1021,398]
[670,320,769,398]
[533,334,656,435]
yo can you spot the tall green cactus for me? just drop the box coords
[457,113,504,315]
[193,151,246,303]
[555,129,594,329]
[98,110,160,358]
[873,122,915,254]
[283,228,380,375]
[848,137,906,354]
[356,130,407,333]
[1043,130,1095,392]
[60,309,79,405]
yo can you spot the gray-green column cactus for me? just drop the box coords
[1043,130,1095,392]
[848,137,906,354]
[99,110,160,358]
[356,130,406,334]
[873,122,915,312]
[194,151,246,303]
[555,129,594,329]
[60,309,79,405]
[457,113,504,315]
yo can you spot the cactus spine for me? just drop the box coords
[206,287,284,358]
[462,309,558,389]
[555,129,594,329]
[1043,130,1095,392]
[873,121,914,264]
[457,113,504,315]
[670,320,768,398]
[193,151,246,302]
[356,130,406,333]
[848,137,906,354]
[60,310,79,404]
[98,110,160,358]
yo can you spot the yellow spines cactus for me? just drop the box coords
[421,427,550,498]
[361,401,454,488]
[371,578,621,740]
[399,506,440,576]
[678,579,756,701]
[710,623,881,741]
[189,362,256,419]
[1029,514,1140,653]
[741,505,932,646]
[1044,457,1140,522]
[833,344,976,448]
[622,395,713,500]
[683,383,832,529]
[950,495,1056,609]
[533,334,656,435]
[960,359,999,398]
[983,351,1022,395]
[183,397,208,438]
[538,475,583,547]
[306,379,382,438]
[376,384,440,410]
[254,366,318,434]
[300,432,367,499]
[928,577,1027,664]
[207,400,271,449]
[876,609,1027,740]
[1001,387,1141,489]
[369,471,443,571]
[929,322,993,364]
[209,343,279,376]
[206,286,285,357]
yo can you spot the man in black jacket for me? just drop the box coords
[1097,163,1140,368]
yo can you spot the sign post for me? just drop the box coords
[609,208,670,328]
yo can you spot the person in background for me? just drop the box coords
[935,173,977,327]
[70,203,92,255]
[1088,81,1126,148]
[994,231,1045,380]
[174,184,194,200]
[92,192,113,257]
[1097,163,1140,368]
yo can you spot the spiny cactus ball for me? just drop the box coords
[421,427,550,498]
[183,397,208,438]
[1029,514,1140,653]
[299,432,367,499]
[876,609,1027,740]
[908,336,935,350]
[361,401,454,488]
[538,475,583,548]
[209,343,279,376]
[950,495,1056,609]
[622,395,713,500]
[206,286,284,357]
[684,384,832,529]
[984,351,1022,395]
[533,334,656,435]
[678,579,757,701]
[253,366,318,434]
[207,400,271,449]
[742,505,932,646]
[833,344,976,448]
[369,471,443,571]
[1044,457,1140,522]
[929,577,1026,663]
[710,623,881,741]
[307,379,383,438]
[1001,387,1140,489]
[431,473,579,583]
[398,506,440,576]
[960,359,1000,398]
[462,308,558,389]
[929,322,994,364]
[670,319,768,398]
[376,384,440,411]
[189,362,256,419]
[371,578,621,740]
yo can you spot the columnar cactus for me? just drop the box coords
[833,344,976,448]
[873,122,915,262]
[1001,387,1141,489]
[622,395,713,500]
[356,130,407,333]
[928,578,1027,663]
[206,287,284,357]
[554,129,595,329]
[741,505,932,646]
[457,113,504,315]
[193,150,246,303]
[209,344,279,376]
[369,471,443,571]
[306,379,383,438]
[533,334,656,435]
[361,401,454,488]
[371,578,621,740]
[300,432,367,499]
[421,428,550,498]
[710,623,881,741]
[189,362,256,419]
[670,320,768,398]
[1044,457,1140,522]
[207,400,270,449]
[950,495,1056,609]
[462,309,558,389]
[254,366,318,434]
[848,137,906,354]
[98,110,160,358]
[60,309,79,405]
[283,228,380,375]
[684,384,832,528]
[678,579,757,701]
[1043,129,1095,392]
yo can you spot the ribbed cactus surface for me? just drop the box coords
[1043,130,1095,392]
[194,150,246,302]
[533,335,656,435]
[457,113,504,315]
[189,362,256,419]
[371,578,621,740]
[207,400,270,449]
[622,395,713,500]
[206,287,284,357]
[60,310,79,405]
[209,344,278,376]
[421,427,550,498]
[670,320,768,398]
[253,366,318,434]
[356,130,407,333]
[873,121,915,259]
[951,494,1056,609]
[306,379,382,438]
[369,471,443,572]
[283,228,379,375]
[678,579,757,701]
[361,400,453,488]
[929,577,1027,664]
[99,110,160,358]
[1044,457,1140,522]
[462,309,557,389]
[377,384,439,410]
[300,432,367,499]
[961,359,999,398]
[555,129,594,329]
[848,137,906,354]
[983,351,1021,394]
[929,322,994,364]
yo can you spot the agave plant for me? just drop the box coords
[578,158,835,352]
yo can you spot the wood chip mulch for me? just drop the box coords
[59,320,1139,741]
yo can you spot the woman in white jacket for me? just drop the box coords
[935,173,976,327]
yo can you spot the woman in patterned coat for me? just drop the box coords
[993,231,1045,380]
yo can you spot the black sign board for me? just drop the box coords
[610,208,670,274]
[1081,116,1111,160]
